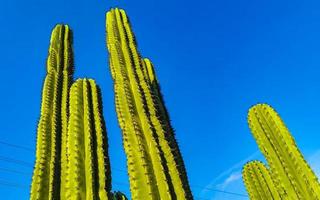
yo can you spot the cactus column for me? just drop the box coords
[248,104,320,199]
[242,161,281,200]
[66,79,112,200]
[30,24,73,200]
[106,8,193,200]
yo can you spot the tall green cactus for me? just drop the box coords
[242,161,281,200]
[65,78,112,200]
[30,24,74,200]
[248,103,320,199]
[106,8,193,200]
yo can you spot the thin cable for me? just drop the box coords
[0,167,31,176]
[0,140,33,152]
[0,156,33,167]
[0,140,248,198]
[192,184,247,197]
[0,179,28,189]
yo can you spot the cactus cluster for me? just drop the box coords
[30,25,115,200]
[30,7,193,200]
[106,8,193,200]
[242,104,320,199]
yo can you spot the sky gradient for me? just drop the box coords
[1,0,320,199]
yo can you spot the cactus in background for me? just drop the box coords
[66,79,112,199]
[106,8,193,200]
[30,24,74,200]
[242,161,281,200]
[247,104,320,199]
[113,192,128,200]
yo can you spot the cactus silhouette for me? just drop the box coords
[30,24,73,200]
[65,79,112,199]
[30,8,194,200]
[247,104,320,199]
[242,161,281,200]
[106,8,193,200]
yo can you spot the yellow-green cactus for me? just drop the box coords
[30,24,74,200]
[106,8,193,200]
[242,161,281,200]
[66,78,112,200]
[248,104,320,199]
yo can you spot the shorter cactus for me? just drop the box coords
[242,161,281,200]
[65,78,112,199]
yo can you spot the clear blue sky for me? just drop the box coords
[1,0,320,199]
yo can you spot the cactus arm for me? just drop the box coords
[30,24,73,200]
[248,104,320,199]
[143,58,194,199]
[107,9,161,200]
[243,161,281,200]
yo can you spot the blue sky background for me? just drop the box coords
[1,0,320,199]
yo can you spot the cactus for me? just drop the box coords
[65,78,112,199]
[106,8,193,200]
[242,161,281,200]
[30,24,74,200]
[247,103,320,199]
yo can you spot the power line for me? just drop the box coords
[0,179,28,189]
[0,141,248,198]
[0,156,33,168]
[0,140,33,152]
[111,166,248,197]
[0,167,31,176]
[192,184,247,197]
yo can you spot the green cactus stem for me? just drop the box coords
[30,24,74,200]
[65,78,112,200]
[106,8,193,200]
[242,161,281,200]
[248,104,320,199]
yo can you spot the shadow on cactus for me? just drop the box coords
[242,103,320,199]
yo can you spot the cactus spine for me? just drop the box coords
[66,79,112,200]
[106,8,193,200]
[242,161,281,200]
[30,24,73,200]
[248,104,320,199]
